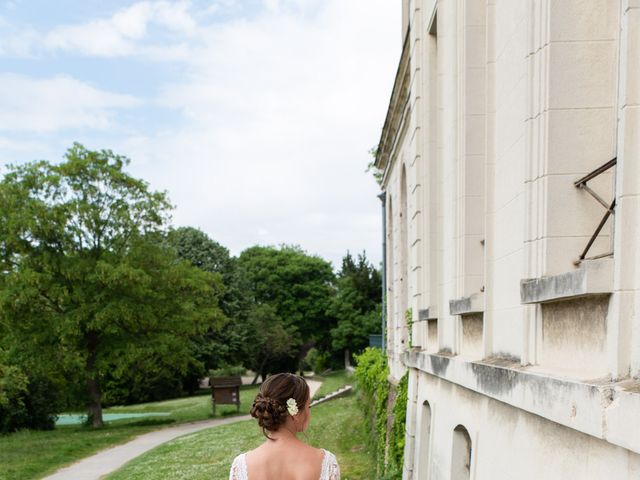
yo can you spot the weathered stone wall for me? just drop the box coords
[414,370,640,480]
[375,0,640,478]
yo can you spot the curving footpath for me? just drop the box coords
[43,379,322,480]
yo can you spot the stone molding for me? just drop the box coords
[449,292,484,315]
[520,257,613,304]
[403,350,640,455]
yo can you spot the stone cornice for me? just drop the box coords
[375,28,412,185]
[403,350,640,454]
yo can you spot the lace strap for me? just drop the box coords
[229,453,248,480]
[320,450,341,480]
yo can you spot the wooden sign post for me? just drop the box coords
[210,376,242,416]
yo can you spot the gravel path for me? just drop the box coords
[43,379,322,480]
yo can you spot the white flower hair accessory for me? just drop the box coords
[286,398,299,416]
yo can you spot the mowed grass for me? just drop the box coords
[0,386,259,480]
[107,393,374,480]
[310,370,352,399]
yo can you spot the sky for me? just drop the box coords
[0,0,400,269]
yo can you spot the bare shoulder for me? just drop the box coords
[291,442,325,462]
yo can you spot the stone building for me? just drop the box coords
[374,0,640,478]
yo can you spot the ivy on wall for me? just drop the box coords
[388,372,408,475]
[405,308,413,348]
[354,348,409,479]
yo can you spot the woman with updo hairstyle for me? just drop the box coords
[229,373,340,480]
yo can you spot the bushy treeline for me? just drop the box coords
[0,144,381,433]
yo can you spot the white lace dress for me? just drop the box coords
[229,449,340,480]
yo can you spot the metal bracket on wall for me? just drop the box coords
[573,157,617,265]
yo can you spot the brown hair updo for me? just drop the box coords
[250,373,310,437]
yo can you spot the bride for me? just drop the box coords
[229,372,340,480]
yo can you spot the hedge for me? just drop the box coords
[354,347,408,479]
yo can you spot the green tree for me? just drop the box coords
[0,144,224,427]
[329,252,382,359]
[237,245,336,371]
[245,304,300,382]
[168,227,249,369]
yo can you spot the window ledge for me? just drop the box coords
[449,293,484,315]
[520,258,613,304]
[417,307,438,321]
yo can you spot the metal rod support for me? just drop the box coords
[578,199,616,261]
[574,158,617,187]
[580,184,615,213]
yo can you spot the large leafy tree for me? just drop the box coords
[168,227,249,369]
[237,245,335,373]
[244,304,300,382]
[329,252,382,359]
[0,144,224,427]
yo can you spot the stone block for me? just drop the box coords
[614,196,640,290]
[465,25,487,69]
[546,108,617,176]
[465,114,486,155]
[543,235,612,276]
[493,251,525,309]
[491,306,524,358]
[548,41,617,109]
[465,67,487,115]
[494,139,525,208]
[465,0,486,27]
[493,193,525,259]
[625,10,640,106]
[495,78,526,159]
[549,0,618,42]
[464,234,484,277]
[464,188,484,231]
[621,107,640,196]
[494,1,526,55]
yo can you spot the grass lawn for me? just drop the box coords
[310,369,352,399]
[0,385,259,480]
[107,393,374,480]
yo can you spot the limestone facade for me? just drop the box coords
[375,1,640,478]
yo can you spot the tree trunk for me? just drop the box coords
[298,339,317,376]
[85,331,104,427]
[344,348,351,369]
[252,357,268,384]
[86,375,104,427]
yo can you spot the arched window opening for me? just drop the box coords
[417,401,432,480]
[451,425,472,480]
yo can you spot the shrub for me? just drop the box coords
[354,348,408,479]
[0,364,60,433]
[302,348,331,374]
[0,362,29,433]
[209,365,246,378]
[388,372,408,474]
[354,347,390,476]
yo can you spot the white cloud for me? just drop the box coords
[263,0,280,13]
[1,1,197,57]
[0,74,140,132]
[116,0,399,265]
[0,0,399,266]
[44,1,197,56]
